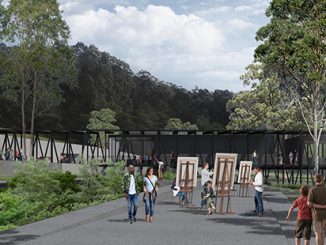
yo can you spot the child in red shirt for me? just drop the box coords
[286,185,312,245]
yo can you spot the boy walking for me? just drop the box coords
[286,185,312,245]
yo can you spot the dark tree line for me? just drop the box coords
[0,42,233,130]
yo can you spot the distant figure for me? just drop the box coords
[59,153,68,163]
[289,151,294,165]
[286,185,312,245]
[9,149,14,161]
[158,161,164,180]
[252,150,257,164]
[4,148,10,160]
[16,149,23,161]
[170,151,177,169]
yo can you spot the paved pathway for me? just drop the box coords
[0,183,315,245]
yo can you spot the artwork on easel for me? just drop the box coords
[212,153,237,214]
[237,161,252,184]
[176,157,198,190]
[212,153,238,191]
[237,161,252,197]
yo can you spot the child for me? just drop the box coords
[171,177,186,205]
[203,180,216,214]
[286,185,312,245]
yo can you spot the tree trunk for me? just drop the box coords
[21,76,27,161]
[29,78,37,159]
[313,106,319,173]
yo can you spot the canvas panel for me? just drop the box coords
[176,157,199,188]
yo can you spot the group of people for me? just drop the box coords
[1,148,24,161]
[122,162,326,245]
[286,174,326,245]
[122,165,158,224]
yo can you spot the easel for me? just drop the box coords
[214,159,233,214]
[239,164,251,197]
[179,161,194,206]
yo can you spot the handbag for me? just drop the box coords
[142,193,146,203]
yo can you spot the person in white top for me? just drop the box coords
[201,163,213,187]
[143,167,158,223]
[122,165,141,224]
[250,165,264,216]
[158,161,164,180]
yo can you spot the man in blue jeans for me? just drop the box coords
[122,165,142,224]
[250,165,264,216]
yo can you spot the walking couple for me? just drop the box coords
[123,165,158,224]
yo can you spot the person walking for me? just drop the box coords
[201,162,213,187]
[143,167,158,223]
[122,164,142,224]
[250,165,264,217]
[308,174,326,245]
[286,185,312,245]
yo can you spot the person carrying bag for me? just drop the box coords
[143,167,158,223]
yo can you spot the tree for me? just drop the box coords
[164,118,198,130]
[86,109,120,131]
[227,63,304,130]
[86,108,120,145]
[0,0,76,158]
[254,0,326,172]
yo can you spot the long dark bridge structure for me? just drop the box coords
[1,129,326,185]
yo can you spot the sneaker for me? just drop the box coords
[129,219,133,224]
[133,217,137,223]
[258,213,263,217]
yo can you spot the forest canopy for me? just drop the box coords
[0,42,233,130]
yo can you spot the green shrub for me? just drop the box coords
[78,159,103,203]
[101,162,125,197]
[1,159,129,230]
[0,191,30,226]
[163,169,176,181]
[51,171,80,193]
[0,224,16,232]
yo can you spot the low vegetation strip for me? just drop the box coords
[0,160,126,231]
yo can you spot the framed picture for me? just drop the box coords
[237,161,252,184]
[212,153,238,191]
[176,157,198,189]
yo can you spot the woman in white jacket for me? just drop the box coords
[201,163,213,187]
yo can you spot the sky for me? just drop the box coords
[57,0,270,92]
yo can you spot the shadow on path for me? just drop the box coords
[0,230,39,245]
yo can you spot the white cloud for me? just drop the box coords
[66,5,224,56]
[228,18,257,30]
[58,1,268,91]
[235,0,269,15]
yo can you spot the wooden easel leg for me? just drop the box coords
[214,195,218,213]
[226,195,231,213]
[219,196,224,214]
